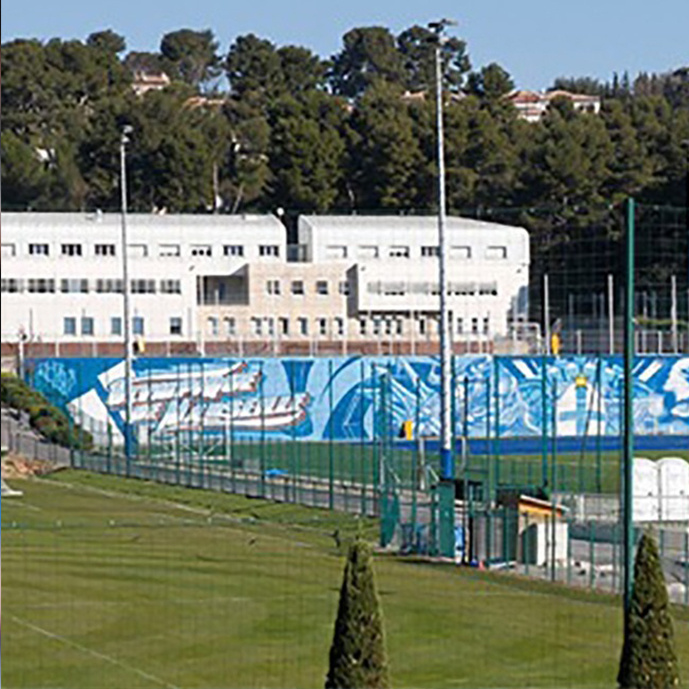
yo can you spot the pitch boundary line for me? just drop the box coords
[9,613,181,689]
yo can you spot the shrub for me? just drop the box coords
[618,532,681,689]
[1,373,93,451]
[325,538,390,689]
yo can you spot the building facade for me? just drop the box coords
[1,212,530,357]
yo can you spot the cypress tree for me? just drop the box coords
[618,532,681,689]
[325,538,390,689]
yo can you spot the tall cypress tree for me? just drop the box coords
[325,538,390,689]
[618,532,681,689]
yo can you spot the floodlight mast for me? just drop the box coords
[429,19,456,482]
[120,124,134,473]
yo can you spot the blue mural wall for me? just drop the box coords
[27,356,689,444]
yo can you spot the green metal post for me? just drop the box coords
[328,359,335,510]
[494,357,501,489]
[623,197,635,622]
[596,357,603,493]
[360,359,367,516]
[541,355,548,490]
[259,361,266,499]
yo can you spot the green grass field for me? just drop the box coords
[86,438,689,495]
[3,470,688,689]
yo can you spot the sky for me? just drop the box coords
[2,0,687,90]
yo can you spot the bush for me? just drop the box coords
[618,532,681,688]
[325,538,390,689]
[1,373,93,451]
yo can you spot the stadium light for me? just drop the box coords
[428,19,456,483]
[120,124,134,472]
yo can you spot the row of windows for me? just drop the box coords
[266,280,350,297]
[1,242,278,259]
[366,281,499,297]
[1,278,181,294]
[205,316,493,338]
[325,244,508,260]
[63,316,186,336]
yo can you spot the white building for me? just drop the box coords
[506,90,602,123]
[1,212,530,357]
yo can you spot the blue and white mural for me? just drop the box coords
[27,355,689,444]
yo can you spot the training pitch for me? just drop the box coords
[2,471,688,689]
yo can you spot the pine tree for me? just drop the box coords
[618,532,681,689]
[325,538,390,689]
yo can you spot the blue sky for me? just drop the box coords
[2,0,687,90]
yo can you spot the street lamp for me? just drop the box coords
[120,124,134,471]
[429,19,457,483]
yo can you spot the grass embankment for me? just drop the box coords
[2,470,688,689]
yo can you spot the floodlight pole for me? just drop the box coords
[431,19,455,483]
[120,125,134,474]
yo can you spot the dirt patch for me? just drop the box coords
[2,453,57,479]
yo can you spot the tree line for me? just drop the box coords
[2,26,688,221]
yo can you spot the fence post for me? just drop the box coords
[328,358,335,511]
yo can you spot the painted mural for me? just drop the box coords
[27,355,689,444]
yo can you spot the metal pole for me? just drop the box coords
[120,125,134,474]
[670,274,678,354]
[608,273,615,355]
[623,197,636,625]
[544,274,551,355]
[433,25,453,481]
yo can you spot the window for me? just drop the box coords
[169,317,183,335]
[358,245,379,259]
[335,317,344,337]
[1,243,16,257]
[384,320,393,336]
[266,279,281,295]
[96,279,123,293]
[326,245,347,259]
[389,245,410,259]
[359,319,367,336]
[127,244,148,257]
[451,246,472,259]
[338,280,350,296]
[291,280,305,296]
[279,318,289,336]
[1,278,23,293]
[479,283,498,296]
[133,317,144,335]
[207,317,219,336]
[28,279,55,293]
[191,245,212,257]
[95,244,116,256]
[317,318,328,336]
[159,244,181,258]
[111,317,122,336]
[223,244,244,257]
[471,318,479,334]
[298,317,308,336]
[266,318,275,337]
[29,243,49,256]
[259,245,279,257]
[81,317,94,336]
[61,243,82,257]
[418,319,427,336]
[225,317,236,336]
[60,279,88,293]
[251,317,263,336]
[160,280,181,294]
[486,245,507,260]
[131,279,156,294]
[421,245,439,258]
[457,318,464,334]
[395,319,403,336]
[316,280,328,296]
[483,317,490,334]
[372,319,382,336]
[63,317,77,335]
